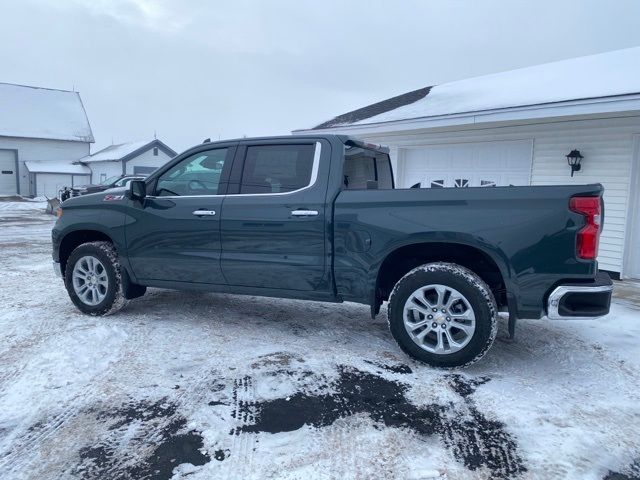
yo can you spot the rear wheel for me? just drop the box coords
[387,262,498,368]
[64,241,128,315]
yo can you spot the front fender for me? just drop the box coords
[52,202,129,275]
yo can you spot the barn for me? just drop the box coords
[0,82,93,198]
[295,47,640,279]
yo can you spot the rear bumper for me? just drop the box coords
[547,272,613,320]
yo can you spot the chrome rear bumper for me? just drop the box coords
[547,274,613,320]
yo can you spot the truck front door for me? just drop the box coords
[125,145,235,284]
[220,140,332,292]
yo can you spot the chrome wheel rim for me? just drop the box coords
[72,256,109,306]
[402,284,476,354]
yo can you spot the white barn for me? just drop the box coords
[0,82,93,197]
[295,47,640,279]
[77,139,176,184]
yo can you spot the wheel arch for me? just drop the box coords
[58,229,115,277]
[371,239,512,318]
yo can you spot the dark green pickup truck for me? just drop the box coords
[52,134,612,367]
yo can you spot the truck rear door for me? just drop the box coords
[219,139,333,293]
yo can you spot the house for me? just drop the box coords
[294,46,640,279]
[77,139,176,184]
[0,82,94,197]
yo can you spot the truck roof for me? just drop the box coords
[196,134,389,153]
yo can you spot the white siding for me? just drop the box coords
[89,161,123,184]
[355,115,640,273]
[125,148,173,174]
[0,136,90,195]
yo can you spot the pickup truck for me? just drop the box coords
[52,135,613,367]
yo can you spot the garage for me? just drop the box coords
[0,149,18,196]
[298,49,640,278]
[24,161,91,198]
[399,140,533,188]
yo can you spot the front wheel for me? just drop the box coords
[387,262,498,368]
[64,241,128,315]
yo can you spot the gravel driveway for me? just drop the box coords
[0,201,639,480]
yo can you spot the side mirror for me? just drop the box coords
[130,180,146,200]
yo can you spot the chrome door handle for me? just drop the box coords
[291,210,319,217]
[192,209,216,216]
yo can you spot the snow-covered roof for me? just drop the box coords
[78,139,177,163]
[0,83,94,142]
[25,161,91,174]
[308,46,640,129]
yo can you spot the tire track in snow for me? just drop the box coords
[227,375,257,480]
[0,391,93,476]
[235,367,527,479]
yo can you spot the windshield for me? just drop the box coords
[100,175,121,186]
[113,177,142,187]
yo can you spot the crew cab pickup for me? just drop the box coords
[52,135,613,367]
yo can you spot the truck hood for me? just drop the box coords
[73,183,106,190]
[60,187,128,207]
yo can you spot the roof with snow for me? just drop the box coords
[0,83,94,142]
[307,46,640,130]
[78,139,176,163]
[25,161,91,175]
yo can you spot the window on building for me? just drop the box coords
[153,147,159,156]
[100,173,107,183]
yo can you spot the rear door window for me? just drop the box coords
[240,144,315,194]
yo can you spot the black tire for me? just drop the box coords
[387,262,498,368]
[64,241,129,316]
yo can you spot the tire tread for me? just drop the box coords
[387,262,498,368]
[64,241,128,316]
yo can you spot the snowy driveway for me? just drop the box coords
[0,201,639,480]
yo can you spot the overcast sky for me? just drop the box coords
[2,0,640,152]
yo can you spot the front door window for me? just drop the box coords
[156,148,228,196]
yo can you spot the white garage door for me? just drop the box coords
[0,150,17,196]
[36,173,73,198]
[401,140,533,188]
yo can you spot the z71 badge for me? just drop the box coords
[103,194,125,201]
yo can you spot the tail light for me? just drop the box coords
[569,196,601,260]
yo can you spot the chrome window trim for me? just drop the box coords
[547,284,613,320]
[145,142,321,199]
[146,194,225,199]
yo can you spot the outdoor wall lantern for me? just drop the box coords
[566,149,583,177]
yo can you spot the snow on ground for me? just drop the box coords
[0,201,639,480]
